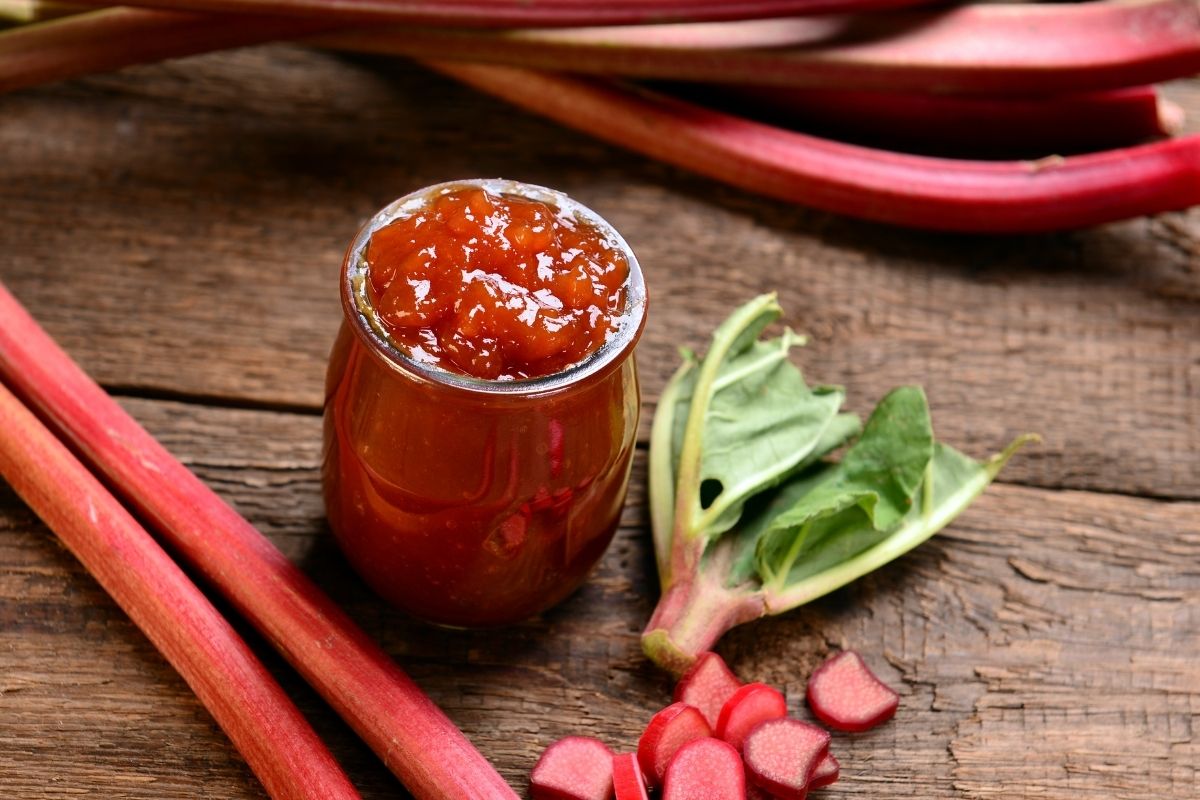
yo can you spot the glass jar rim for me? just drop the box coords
[341,178,647,397]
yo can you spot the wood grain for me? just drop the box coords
[1,399,1196,798]
[0,42,1197,800]
[1,47,1198,497]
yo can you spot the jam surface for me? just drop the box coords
[364,186,630,380]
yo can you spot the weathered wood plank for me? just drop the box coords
[1,399,1196,799]
[1,48,1199,498]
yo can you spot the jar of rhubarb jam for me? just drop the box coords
[322,179,646,627]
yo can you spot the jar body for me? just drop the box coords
[321,322,640,627]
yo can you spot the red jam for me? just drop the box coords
[364,187,630,380]
[323,181,645,628]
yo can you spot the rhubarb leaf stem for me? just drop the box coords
[670,293,781,570]
[650,355,694,588]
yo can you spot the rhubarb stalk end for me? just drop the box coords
[641,578,764,676]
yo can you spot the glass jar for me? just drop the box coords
[321,179,647,627]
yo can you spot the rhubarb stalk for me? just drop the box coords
[0,382,361,800]
[0,6,330,94]
[65,0,937,27]
[5,1,1200,101]
[0,282,519,800]
[706,85,1183,156]
[320,0,1200,95]
[431,61,1200,233]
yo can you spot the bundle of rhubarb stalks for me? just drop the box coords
[3,0,1200,231]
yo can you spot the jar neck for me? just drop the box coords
[340,179,647,401]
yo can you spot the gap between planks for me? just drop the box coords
[101,384,1200,505]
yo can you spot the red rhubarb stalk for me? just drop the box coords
[0,382,361,800]
[9,2,1197,100]
[0,283,519,800]
[0,7,331,95]
[64,0,936,27]
[430,61,1200,233]
[716,85,1183,156]
[320,0,1200,95]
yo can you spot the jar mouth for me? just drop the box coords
[341,178,648,397]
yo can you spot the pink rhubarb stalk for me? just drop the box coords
[320,0,1200,95]
[430,61,1200,233]
[721,85,1183,156]
[0,382,361,800]
[0,7,332,95]
[642,566,765,677]
[7,0,1200,98]
[64,0,936,27]
[0,282,519,800]
[9,2,1197,101]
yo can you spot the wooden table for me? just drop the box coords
[1,46,1197,800]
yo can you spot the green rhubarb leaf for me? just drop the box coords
[682,335,848,539]
[722,412,860,588]
[667,294,856,553]
[755,385,934,587]
[762,434,1036,613]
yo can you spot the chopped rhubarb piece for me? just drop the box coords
[806,650,900,732]
[744,719,831,800]
[662,737,746,800]
[715,682,788,752]
[531,737,614,800]
[673,651,742,728]
[612,753,649,800]
[809,753,840,789]
[637,703,712,786]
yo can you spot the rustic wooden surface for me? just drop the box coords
[1,45,1198,800]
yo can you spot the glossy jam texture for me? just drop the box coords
[364,187,630,380]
